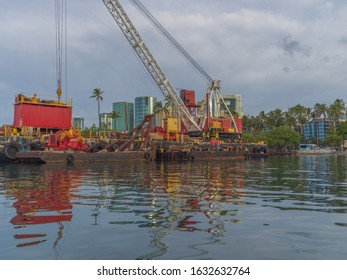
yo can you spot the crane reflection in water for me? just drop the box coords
[102,161,246,259]
[3,165,81,249]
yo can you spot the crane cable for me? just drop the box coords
[129,0,214,85]
[55,0,67,102]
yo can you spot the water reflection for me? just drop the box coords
[1,165,81,248]
[0,155,347,259]
[239,156,347,209]
[96,161,247,259]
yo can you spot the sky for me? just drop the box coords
[1,0,347,127]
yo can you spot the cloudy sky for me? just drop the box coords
[1,0,347,126]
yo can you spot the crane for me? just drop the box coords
[55,0,67,102]
[128,0,238,133]
[102,0,200,132]
[101,0,239,133]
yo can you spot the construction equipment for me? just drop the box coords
[102,0,200,133]
[102,0,240,135]
[44,129,89,151]
[55,0,67,102]
[128,0,239,133]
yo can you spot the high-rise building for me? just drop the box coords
[218,94,243,118]
[135,96,157,126]
[304,119,341,143]
[112,102,134,132]
[73,116,85,130]
[99,113,113,130]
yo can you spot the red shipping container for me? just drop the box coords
[14,103,72,130]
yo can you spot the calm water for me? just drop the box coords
[0,155,346,260]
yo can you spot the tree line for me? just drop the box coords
[242,99,347,150]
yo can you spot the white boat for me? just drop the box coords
[296,144,336,155]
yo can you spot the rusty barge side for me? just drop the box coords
[15,142,269,164]
[155,142,268,162]
[16,150,153,164]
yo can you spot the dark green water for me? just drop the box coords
[0,155,346,260]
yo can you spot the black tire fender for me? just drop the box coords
[3,142,21,160]
[91,142,106,153]
[29,142,42,151]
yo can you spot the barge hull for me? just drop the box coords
[156,150,246,162]
[16,150,149,164]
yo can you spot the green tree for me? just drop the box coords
[313,103,328,120]
[90,123,97,131]
[288,104,310,137]
[266,109,285,128]
[242,115,258,133]
[325,126,342,149]
[337,122,347,138]
[328,99,345,131]
[284,111,297,130]
[266,125,300,151]
[257,111,268,131]
[90,88,104,129]
[153,101,163,115]
[337,122,347,150]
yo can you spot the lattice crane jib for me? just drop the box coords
[102,0,201,132]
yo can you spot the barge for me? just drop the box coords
[1,92,269,164]
[15,142,268,164]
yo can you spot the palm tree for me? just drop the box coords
[242,115,255,133]
[266,109,285,128]
[328,99,346,131]
[257,111,267,131]
[90,88,104,129]
[153,101,163,115]
[314,103,327,120]
[110,111,122,131]
[284,111,297,130]
[288,104,309,137]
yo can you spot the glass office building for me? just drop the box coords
[112,102,134,132]
[135,96,157,127]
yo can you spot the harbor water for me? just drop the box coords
[0,155,346,260]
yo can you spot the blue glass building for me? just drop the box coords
[135,96,157,127]
[304,120,337,143]
[112,102,134,132]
